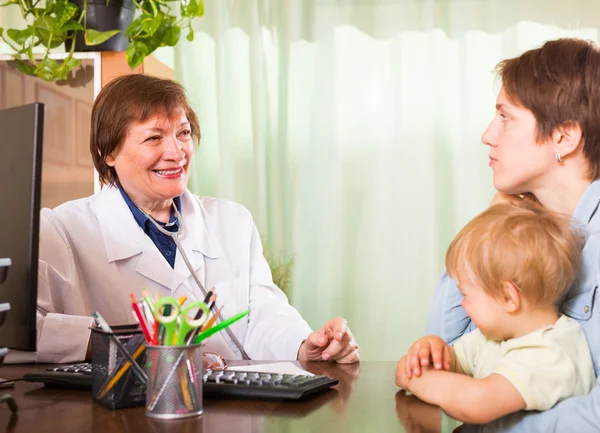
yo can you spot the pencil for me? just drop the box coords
[179,362,194,411]
[207,294,217,311]
[202,288,215,304]
[96,343,146,399]
[201,306,223,332]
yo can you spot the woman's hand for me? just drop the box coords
[297,317,360,363]
[404,335,451,378]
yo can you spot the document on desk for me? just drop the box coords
[228,362,314,376]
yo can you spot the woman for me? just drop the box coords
[9,74,359,365]
[411,38,599,431]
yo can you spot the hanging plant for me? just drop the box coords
[0,0,205,81]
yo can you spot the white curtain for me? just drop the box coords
[175,0,599,361]
[3,1,598,361]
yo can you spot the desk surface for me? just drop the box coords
[0,361,452,433]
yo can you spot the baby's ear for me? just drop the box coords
[500,281,522,313]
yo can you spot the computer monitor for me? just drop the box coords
[0,103,44,351]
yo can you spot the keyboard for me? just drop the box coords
[23,363,339,400]
[24,363,93,389]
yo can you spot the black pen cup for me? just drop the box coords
[144,343,203,419]
[91,325,147,409]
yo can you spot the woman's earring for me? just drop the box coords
[555,152,562,163]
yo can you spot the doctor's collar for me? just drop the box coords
[118,186,182,231]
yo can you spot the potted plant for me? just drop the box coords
[124,0,204,70]
[0,0,204,81]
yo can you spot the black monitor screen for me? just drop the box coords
[0,103,43,351]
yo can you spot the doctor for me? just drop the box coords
[9,74,360,365]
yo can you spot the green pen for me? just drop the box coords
[193,310,249,344]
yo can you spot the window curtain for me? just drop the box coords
[175,0,599,361]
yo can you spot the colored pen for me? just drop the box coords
[194,310,249,344]
[152,319,159,345]
[130,293,152,342]
[186,357,201,409]
[142,290,155,313]
[92,312,148,383]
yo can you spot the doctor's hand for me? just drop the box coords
[297,317,360,364]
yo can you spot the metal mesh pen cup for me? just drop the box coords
[145,344,203,419]
[91,326,147,409]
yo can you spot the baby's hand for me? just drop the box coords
[404,335,451,378]
[395,356,410,389]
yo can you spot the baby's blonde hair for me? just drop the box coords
[446,202,584,307]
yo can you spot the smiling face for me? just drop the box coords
[105,109,194,211]
[481,87,557,195]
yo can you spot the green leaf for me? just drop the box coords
[54,1,78,29]
[197,0,204,17]
[59,20,83,32]
[181,0,198,19]
[55,56,81,81]
[12,59,36,76]
[34,16,53,32]
[186,28,194,42]
[34,26,65,48]
[84,29,120,46]
[30,7,49,18]
[125,18,142,37]
[63,55,81,70]
[163,25,180,46]
[126,41,148,69]
[34,58,61,81]
[143,23,165,53]
[6,27,34,44]
[33,16,55,47]
[140,13,163,36]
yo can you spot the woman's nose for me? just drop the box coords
[163,136,185,160]
[481,122,496,147]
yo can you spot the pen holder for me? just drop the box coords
[144,344,203,419]
[91,326,147,409]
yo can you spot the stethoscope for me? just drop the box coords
[140,201,250,360]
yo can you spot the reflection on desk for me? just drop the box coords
[0,361,451,433]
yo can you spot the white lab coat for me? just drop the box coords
[6,186,312,363]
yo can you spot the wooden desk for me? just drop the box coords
[0,361,450,433]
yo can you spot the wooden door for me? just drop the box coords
[0,60,95,209]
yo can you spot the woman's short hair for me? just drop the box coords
[497,38,600,179]
[90,74,201,186]
[446,202,584,307]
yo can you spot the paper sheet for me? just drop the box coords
[228,362,314,376]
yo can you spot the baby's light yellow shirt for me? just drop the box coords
[454,315,596,411]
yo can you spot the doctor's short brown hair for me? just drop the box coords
[446,202,584,307]
[90,74,201,186]
[497,38,600,179]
